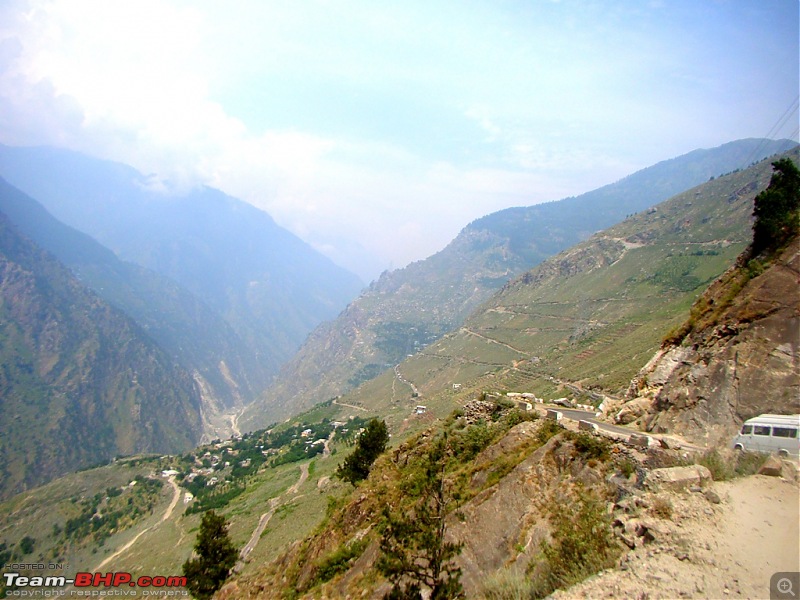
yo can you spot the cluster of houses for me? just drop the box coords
[157,420,364,505]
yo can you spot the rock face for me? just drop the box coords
[615,237,800,447]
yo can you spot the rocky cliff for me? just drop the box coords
[612,236,800,446]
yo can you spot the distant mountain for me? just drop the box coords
[0,145,364,395]
[0,177,259,412]
[243,138,797,428]
[0,210,203,499]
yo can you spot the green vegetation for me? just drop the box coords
[177,416,368,514]
[664,155,800,346]
[184,486,246,516]
[0,197,203,501]
[570,432,612,462]
[528,486,621,598]
[378,435,465,599]
[248,141,795,430]
[313,539,369,586]
[650,496,674,520]
[336,419,390,485]
[60,475,164,548]
[182,510,238,600]
[752,158,800,255]
[18,536,35,555]
[695,449,768,481]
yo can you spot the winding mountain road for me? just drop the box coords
[236,461,310,568]
[94,475,181,571]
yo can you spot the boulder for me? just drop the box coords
[615,397,652,425]
[645,465,713,491]
[758,455,784,477]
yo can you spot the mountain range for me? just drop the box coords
[1,141,794,598]
[0,145,364,409]
[243,138,797,428]
[309,147,794,443]
[0,139,795,500]
[0,205,203,498]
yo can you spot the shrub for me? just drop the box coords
[313,539,368,585]
[451,422,495,461]
[650,496,673,520]
[618,459,636,479]
[571,433,611,462]
[529,487,620,598]
[535,420,562,445]
[696,449,734,481]
[483,568,534,599]
[733,451,769,477]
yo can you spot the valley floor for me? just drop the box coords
[554,474,800,600]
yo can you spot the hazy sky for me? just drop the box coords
[0,0,797,281]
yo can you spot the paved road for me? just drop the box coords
[550,406,702,450]
[554,407,640,437]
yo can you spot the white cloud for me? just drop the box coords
[0,0,796,281]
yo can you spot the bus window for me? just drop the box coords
[742,425,753,434]
[753,425,771,436]
[772,427,798,438]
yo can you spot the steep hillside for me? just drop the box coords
[245,139,797,428]
[216,402,796,599]
[0,177,257,413]
[0,210,203,499]
[324,149,798,429]
[0,145,364,392]
[610,175,799,446]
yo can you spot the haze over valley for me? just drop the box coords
[0,1,797,599]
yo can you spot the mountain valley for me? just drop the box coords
[0,141,797,599]
[243,138,796,429]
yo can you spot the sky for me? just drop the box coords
[0,0,798,282]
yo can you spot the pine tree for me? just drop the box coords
[335,418,389,485]
[752,158,800,255]
[182,510,238,600]
[377,436,464,599]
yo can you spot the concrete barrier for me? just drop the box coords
[629,434,655,448]
[546,409,563,421]
[578,420,599,431]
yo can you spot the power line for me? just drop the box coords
[742,96,800,168]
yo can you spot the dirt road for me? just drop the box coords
[236,462,310,568]
[94,476,181,571]
[555,474,800,599]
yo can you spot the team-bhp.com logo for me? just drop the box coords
[4,572,187,596]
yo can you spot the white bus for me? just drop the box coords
[731,414,800,457]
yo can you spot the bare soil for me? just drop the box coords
[554,474,799,599]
